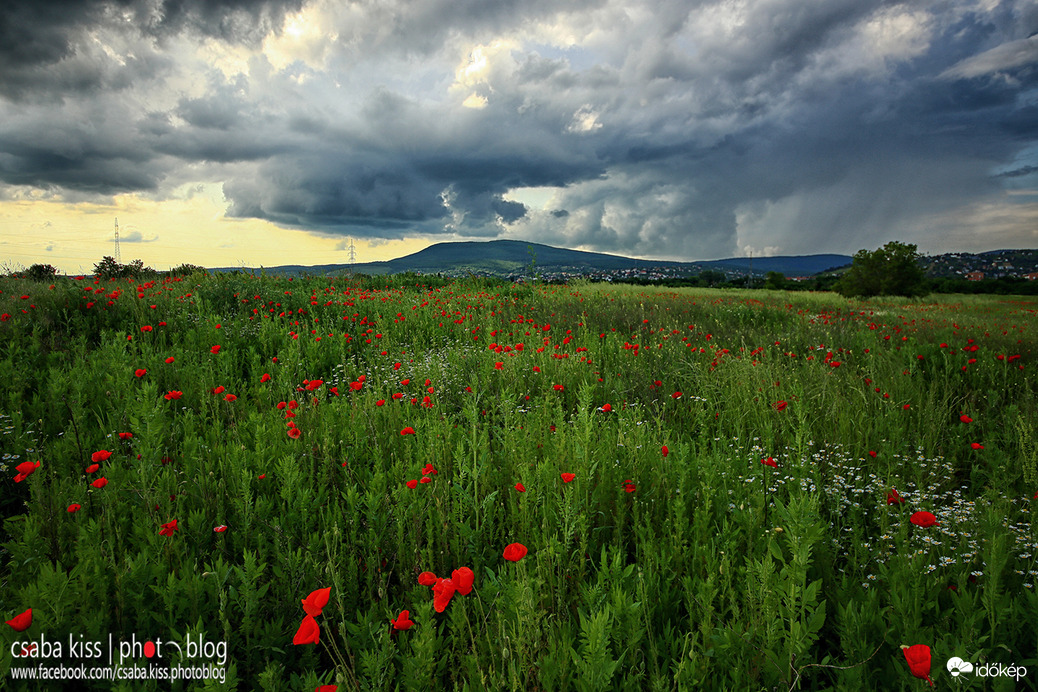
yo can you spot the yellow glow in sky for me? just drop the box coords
[0,186,430,275]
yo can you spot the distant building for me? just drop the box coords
[1026,272,1038,281]
[965,271,985,281]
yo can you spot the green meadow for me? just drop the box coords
[1,273,1036,690]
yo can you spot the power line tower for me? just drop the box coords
[113,217,122,264]
[347,237,357,265]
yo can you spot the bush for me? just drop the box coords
[25,263,59,281]
[836,241,927,297]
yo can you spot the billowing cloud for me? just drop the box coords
[2,0,1038,263]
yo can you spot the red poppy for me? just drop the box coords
[13,460,40,483]
[118,432,133,440]
[910,511,939,527]
[503,543,528,562]
[970,443,984,450]
[164,390,183,400]
[159,519,179,537]
[135,368,147,377]
[406,479,418,489]
[868,451,878,458]
[292,615,320,645]
[902,645,933,687]
[316,686,338,692]
[214,525,228,532]
[391,610,414,631]
[553,384,564,391]
[419,477,432,484]
[91,477,108,489]
[92,450,112,463]
[494,362,504,369]
[418,571,437,586]
[211,345,221,354]
[67,503,82,513]
[887,488,906,505]
[452,567,474,596]
[224,394,237,402]
[5,608,32,632]
[561,472,575,483]
[287,428,301,439]
[400,427,416,435]
[165,357,175,364]
[515,482,526,492]
[301,587,331,617]
[761,457,777,468]
[212,385,225,395]
[773,400,788,411]
[307,380,324,391]
[623,482,636,493]
[671,391,682,399]
[960,414,972,423]
[261,373,271,383]
[661,445,669,457]
[432,578,455,612]
[600,403,612,412]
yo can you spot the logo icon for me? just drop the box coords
[947,657,974,677]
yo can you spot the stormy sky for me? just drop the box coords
[1,0,1037,270]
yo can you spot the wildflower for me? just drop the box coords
[287,428,301,439]
[91,477,108,489]
[970,443,984,450]
[118,432,133,440]
[92,450,112,463]
[210,345,221,354]
[960,415,972,423]
[214,525,228,533]
[515,482,526,492]
[418,571,437,586]
[224,394,237,402]
[600,403,612,412]
[67,504,82,513]
[135,368,147,378]
[868,450,878,458]
[13,460,40,482]
[773,400,788,411]
[452,567,474,595]
[165,357,175,364]
[164,391,183,400]
[260,373,271,383]
[910,511,939,528]
[901,645,933,687]
[887,488,906,505]
[292,615,320,645]
[561,472,575,483]
[503,543,528,562]
[623,480,636,493]
[85,464,99,474]
[661,445,669,457]
[159,519,179,537]
[761,457,777,468]
[301,587,331,617]
[553,384,564,392]
[432,578,455,612]
[5,608,32,632]
[400,427,416,435]
[391,610,414,631]
[406,479,418,489]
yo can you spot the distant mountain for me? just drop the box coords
[216,240,853,278]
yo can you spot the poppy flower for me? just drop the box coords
[623,481,636,493]
[406,479,418,489]
[224,394,237,402]
[419,477,432,484]
[5,608,32,632]
[600,403,612,412]
[13,460,40,483]
[661,445,669,457]
[67,503,82,513]
[91,450,112,463]
[210,345,221,354]
[159,519,179,537]
[902,645,933,687]
[868,451,878,458]
[432,578,455,612]
[164,391,183,400]
[292,615,320,645]
[391,610,414,631]
[761,457,777,468]
[515,482,526,492]
[553,384,564,391]
[970,443,984,450]
[400,427,416,435]
[561,472,575,483]
[91,477,108,489]
[135,368,147,378]
[503,543,528,562]
[287,428,301,439]
[910,511,939,528]
[165,357,175,364]
[773,400,788,411]
[418,571,437,586]
[212,385,225,395]
[886,488,906,505]
[118,432,133,440]
[214,525,228,533]
[960,415,972,423]
[452,567,474,596]
[301,587,331,617]
[260,373,271,383]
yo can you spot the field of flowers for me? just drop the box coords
[1,271,1036,690]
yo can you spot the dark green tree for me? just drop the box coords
[26,263,59,281]
[836,241,926,297]
[764,271,786,289]
[93,256,124,280]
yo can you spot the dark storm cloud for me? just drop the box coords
[2,0,1038,259]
